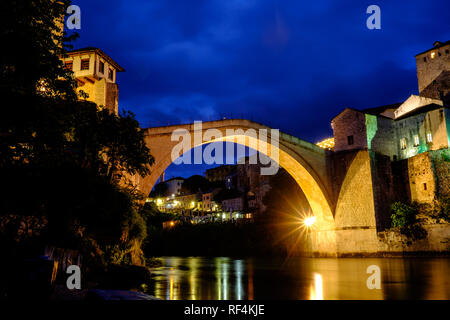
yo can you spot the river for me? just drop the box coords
[147,256,449,300]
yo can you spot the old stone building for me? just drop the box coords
[61,47,124,114]
[205,165,235,182]
[330,41,450,219]
[415,40,450,94]
[331,95,447,162]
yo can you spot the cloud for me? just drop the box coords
[71,0,450,145]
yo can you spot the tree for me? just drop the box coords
[180,175,210,194]
[0,0,154,267]
[0,0,77,98]
[150,182,169,198]
[0,0,78,168]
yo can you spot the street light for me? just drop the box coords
[304,216,316,227]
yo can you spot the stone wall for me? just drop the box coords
[369,151,395,230]
[366,114,396,159]
[430,149,450,198]
[377,224,450,254]
[328,150,393,230]
[407,152,437,202]
[332,109,367,152]
[106,82,119,114]
[415,43,450,92]
[329,223,450,256]
[335,228,379,254]
[326,149,359,209]
[420,70,450,104]
[333,150,377,229]
[392,149,450,204]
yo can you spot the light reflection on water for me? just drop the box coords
[148,256,450,300]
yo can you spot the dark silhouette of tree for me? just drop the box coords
[0,0,154,267]
[180,175,211,194]
[150,182,169,198]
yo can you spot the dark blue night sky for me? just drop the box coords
[69,0,450,179]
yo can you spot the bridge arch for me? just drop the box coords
[135,120,337,253]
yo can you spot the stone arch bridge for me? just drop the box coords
[133,119,383,256]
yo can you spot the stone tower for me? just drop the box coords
[56,8,124,114]
[415,41,450,94]
[61,47,124,114]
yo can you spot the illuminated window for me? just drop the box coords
[413,135,419,147]
[426,132,433,143]
[64,61,73,70]
[400,138,407,150]
[347,135,354,146]
[80,59,90,70]
[431,52,436,59]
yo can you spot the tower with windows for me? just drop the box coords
[415,41,450,94]
[61,47,124,114]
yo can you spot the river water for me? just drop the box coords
[147,256,449,300]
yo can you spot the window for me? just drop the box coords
[99,61,104,74]
[64,61,73,70]
[446,49,449,54]
[400,138,407,150]
[423,57,427,62]
[438,52,442,57]
[426,132,433,143]
[440,110,444,121]
[431,52,436,59]
[423,183,427,191]
[413,135,420,147]
[347,135,354,145]
[108,68,114,80]
[80,59,90,70]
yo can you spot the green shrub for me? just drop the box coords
[391,202,427,241]
[391,202,417,227]
[434,197,450,222]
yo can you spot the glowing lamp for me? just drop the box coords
[304,216,316,227]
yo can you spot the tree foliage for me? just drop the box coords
[390,202,417,228]
[390,201,427,241]
[180,175,210,195]
[0,0,154,266]
[0,0,78,98]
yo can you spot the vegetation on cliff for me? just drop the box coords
[390,197,449,241]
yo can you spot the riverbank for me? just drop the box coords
[144,221,450,258]
[144,221,291,258]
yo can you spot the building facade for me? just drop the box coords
[415,40,450,94]
[164,177,185,196]
[61,47,124,114]
[329,40,450,212]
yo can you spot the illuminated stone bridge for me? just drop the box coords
[132,119,398,256]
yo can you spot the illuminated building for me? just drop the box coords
[61,47,124,114]
[205,165,235,182]
[330,41,450,210]
[316,138,335,150]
